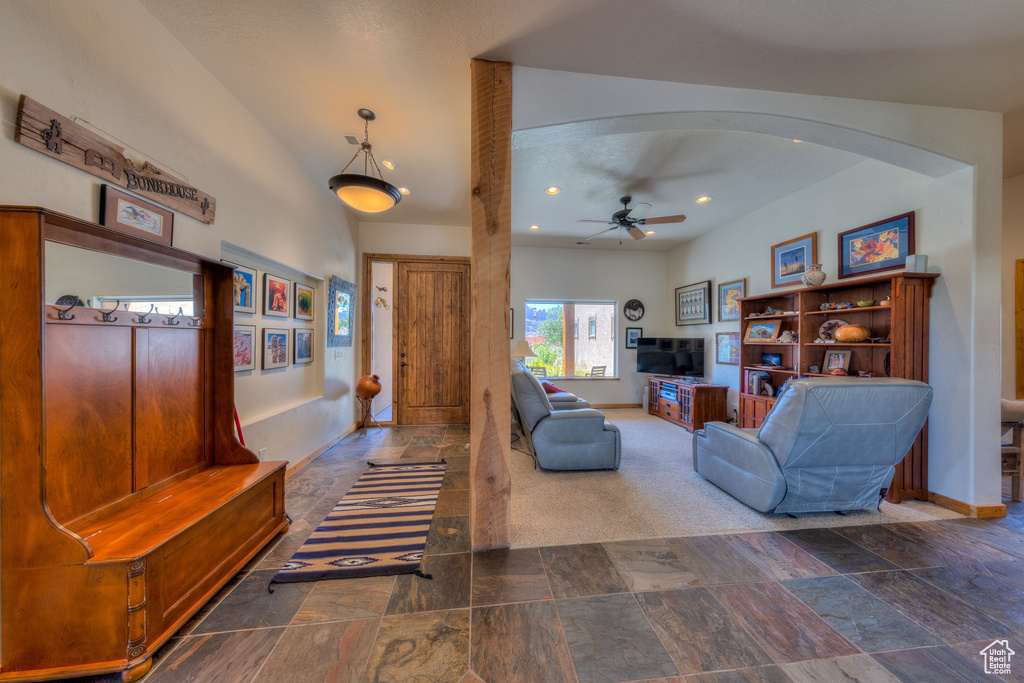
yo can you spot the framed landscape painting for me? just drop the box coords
[718,278,745,322]
[675,280,712,326]
[626,327,642,349]
[328,275,356,347]
[294,282,314,321]
[230,264,257,314]
[715,332,740,365]
[744,319,781,343]
[263,273,290,317]
[771,232,817,288]
[233,324,256,372]
[837,211,915,279]
[262,327,289,369]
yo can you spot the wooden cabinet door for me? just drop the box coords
[397,261,471,424]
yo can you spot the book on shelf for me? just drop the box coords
[744,370,772,395]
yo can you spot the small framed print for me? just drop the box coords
[294,328,313,364]
[230,264,257,314]
[99,185,174,246]
[675,280,712,326]
[294,283,314,321]
[715,332,740,365]
[823,349,851,374]
[262,327,289,369]
[264,274,290,317]
[626,327,642,349]
[718,278,745,322]
[233,324,256,372]
[771,232,817,288]
[761,353,783,367]
[744,319,781,343]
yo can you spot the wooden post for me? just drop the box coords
[469,59,513,550]
[1017,259,1023,399]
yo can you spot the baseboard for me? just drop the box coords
[928,490,1007,518]
[592,403,643,408]
[285,422,360,479]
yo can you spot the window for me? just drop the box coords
[524,300,617,378]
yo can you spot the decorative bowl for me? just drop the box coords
[828,368,848,376]
[834,324,871,343]
[880,298,892,307]
[856,300,875,307]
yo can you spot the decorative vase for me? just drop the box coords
[834,324,870,343]
[356,374,382,399]
[801,264,826,287]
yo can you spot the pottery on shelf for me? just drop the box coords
[356,374,382,399]
[801,264,827,287]
[828,367,848,376]
[880,297,892,307]
[834,324,871,343]
[856,300,875,307]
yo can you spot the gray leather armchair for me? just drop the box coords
[693,377,932,514]
[511,362,621,470]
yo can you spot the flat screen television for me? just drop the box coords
[636,337,705,378]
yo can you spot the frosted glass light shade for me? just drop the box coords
[329,174,402,213]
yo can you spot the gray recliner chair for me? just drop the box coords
[511,362,621,470]
[693,377,932,514]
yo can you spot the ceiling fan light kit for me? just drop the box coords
[576,195,686,245]
[329,109,403,213]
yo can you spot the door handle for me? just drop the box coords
[400,362,409,367]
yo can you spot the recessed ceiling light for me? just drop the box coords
[398,187,411,195]
[645,230,655,235]
[381,159,400,170]
[793,139,802,143]
[696,195,713,203]
[545,186,560,194]
[529,225,540,230]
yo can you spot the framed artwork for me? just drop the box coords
[233,324,256,372]
[623,299,645,321]
[761,353,782,367]
[294,328,314,364]
[823,349,851,373]
[328,276,356,347]
[263,273,290,317]
[718,278,746,322]
[715,332,740,365]
[626,327,642,349]
[99,184,173,246]
[262,327,289,369]
[837,211,915,279]
[771,233,817,288]
[510,307,514,340]
[230,264,257,314]
[744,319,781,343]
[675,280,712,326]
[294,283,314,321]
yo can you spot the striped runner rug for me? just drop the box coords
[272,462,446,582]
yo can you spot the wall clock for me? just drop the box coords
[624,299,645,321]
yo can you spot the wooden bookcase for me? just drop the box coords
[739,272,939,503]
[648,377,728,432]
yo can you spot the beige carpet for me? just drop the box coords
[511,408,962,548]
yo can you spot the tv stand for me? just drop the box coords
[648,377,727,432]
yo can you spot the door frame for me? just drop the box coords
[1017,259,1023,399]
[361,253,472,424]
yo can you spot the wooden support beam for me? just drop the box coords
[469,59,513,551]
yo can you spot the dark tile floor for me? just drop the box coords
[84,428,1024,682]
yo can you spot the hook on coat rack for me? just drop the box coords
[189,312,204,328]
[164,307,183,326]
[137,304,155,324]
[55,295,80,321]
[101,300,120,323]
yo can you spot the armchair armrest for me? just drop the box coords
[534,409,614,443]
[692,421,786,512]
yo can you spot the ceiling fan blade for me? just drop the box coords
[627,226,646,240]
[641,214,687,225]
[626,202,652,220]
[579,225,618,243]
[576,219,615,224]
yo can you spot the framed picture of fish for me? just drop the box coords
[99,184,174,246]
[837,211,915,279]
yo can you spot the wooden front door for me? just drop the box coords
[397,261,471,424]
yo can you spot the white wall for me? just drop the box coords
[512,246,668,405]
[666,159,982,504]
[1004,173,1024,399]
[0,0,360,465]
[359,222,471,258]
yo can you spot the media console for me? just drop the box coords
[648,376,728,432]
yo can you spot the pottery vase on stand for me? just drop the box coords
[356,374,382,399]
[801,264,827,287]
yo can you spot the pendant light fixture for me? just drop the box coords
[329,109,402,213]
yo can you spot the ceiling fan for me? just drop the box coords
[576,196,686,244]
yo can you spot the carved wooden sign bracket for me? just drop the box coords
[15,95,217,224]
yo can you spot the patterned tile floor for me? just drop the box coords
[83,426,1024,682]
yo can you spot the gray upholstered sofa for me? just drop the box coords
[511,361,621,470]
[693,377,932,514]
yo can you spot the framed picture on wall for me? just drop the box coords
[294,328,313,364]
[229,264,257,314]
[99,184,174,247]
[262,327,289,369]
[771,232,817,288]
[837,211,915,279]
[294,283,314,320]
[718,278,746,322]
[328,275,357,347]
[233,324,256,372]
[626,327,642,349]
[263,273,291,317]
[715,332,740,365]
[675,280,712,326]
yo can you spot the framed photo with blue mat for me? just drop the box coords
[837,211,915,280]
[771,232,817,288]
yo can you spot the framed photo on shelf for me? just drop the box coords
[294,328,314,364]
[233,324,256,372]
[761,353,783,367]
[715,332,740,365]
[328,275,356,347]
[837,211,915,279]
[294,283,314,321]
[675,280,712,326]
[626,327,642,349]
[229,264,257,314]
[262,327,289,369]
[718,279,745,322]
[823,349,851,373]
[744,319,781,343]
[771,232,817,288]
[263,273,291,317]
[99,185,173,246]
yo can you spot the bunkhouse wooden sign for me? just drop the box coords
[15,95,217,224]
